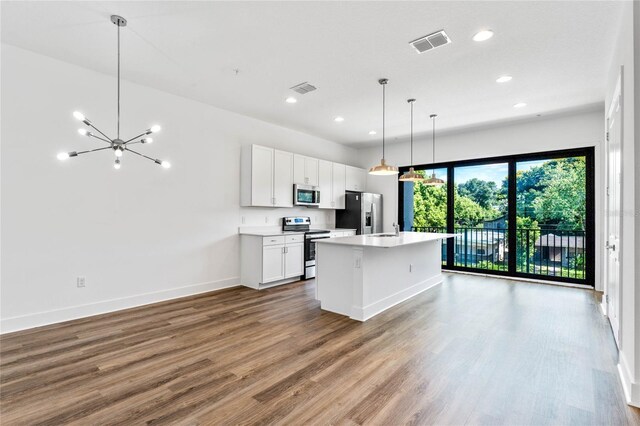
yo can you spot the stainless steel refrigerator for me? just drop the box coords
[336,191,383,235]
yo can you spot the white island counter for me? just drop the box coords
[315,232,453,321]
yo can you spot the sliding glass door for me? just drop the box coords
[399,148,594,286]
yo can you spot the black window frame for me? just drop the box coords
[398,147,595,286]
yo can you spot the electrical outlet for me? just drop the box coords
[409,264,413,273]
[265,216,269,224]
[241,216,246,224]
[355,258,361,269]
[77,276,86,288]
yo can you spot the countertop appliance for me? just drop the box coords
[335,191,383,235]
[293,184,320,207]
[283,216,330,279]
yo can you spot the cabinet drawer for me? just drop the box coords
[285,234,304,244]
[263,236,285,246]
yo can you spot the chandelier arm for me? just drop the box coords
[85,122,113,141]
[88,133,112,144]
[75,146,113,156]
[125,147,159,163]
[124,131,149,144]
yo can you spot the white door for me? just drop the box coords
[332,163,346,209]
[318,160,333,209]
[605,75,622,347]
[262,245,285,283]
[284,243,304,278]
[273,150,293,207]
[251,145,274,206]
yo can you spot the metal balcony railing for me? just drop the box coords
[411,226,586,280]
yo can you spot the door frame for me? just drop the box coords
[398,147,596,286]
[603,70,623,346]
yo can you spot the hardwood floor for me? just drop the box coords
[1,273,638,425]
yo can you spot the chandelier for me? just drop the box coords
[57,15,170,170]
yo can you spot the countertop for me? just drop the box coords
[315,232,455,248]
[239,227,357,237]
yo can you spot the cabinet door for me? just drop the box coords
[252,145,274,206]
[262,245,285,283]
[346,165,364,192]
[284,243,304,278]
[293,154,306,184]
[332,163,346,209]
[305,158,319,186]
[318,160,333,209]
[273,150,293,207]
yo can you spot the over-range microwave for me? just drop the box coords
[294,184,320,207]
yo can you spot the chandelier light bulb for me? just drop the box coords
[142,138,153,144]
[78,128,88,136]
[161,161,171,169]
[114,159,121,170]
[73,111,85,121]
[57,152,70,161]
[150,125,161,133]
[114,148,123,157]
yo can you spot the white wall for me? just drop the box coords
[357,108,604,286]
[0,44,358,332]
[603,0,639,407]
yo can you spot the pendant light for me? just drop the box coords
[423,114,445,186]
[57,15,171,170]
[369,78,399,175]
[399,99,424,182]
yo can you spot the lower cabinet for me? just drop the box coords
[241,234,304,289]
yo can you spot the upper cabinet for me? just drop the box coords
[241,145,293,207]
[242,144,365,209]
[346,165,367,192]
[317,161,346,209]
[293,155,319,186]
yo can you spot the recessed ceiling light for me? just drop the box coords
[285,97,297,104]
[513,102,527,108]
[369,130,377,135]
[496,75,512,83]
[334,116,344,122]
[473,30,494,42]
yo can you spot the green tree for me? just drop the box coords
[458,178,498,209]
[412,181,447,228]
[513,216,540,273]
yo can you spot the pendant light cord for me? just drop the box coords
[432,115,436,163]
[117,22,121,139]
[382,83,386,159]
[410,101,414,164]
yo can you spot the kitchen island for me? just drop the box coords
[315,232,454,321]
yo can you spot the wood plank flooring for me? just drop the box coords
[1,273,638,425]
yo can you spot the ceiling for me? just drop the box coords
[1,1,621,147]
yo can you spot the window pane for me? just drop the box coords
[402,168,447,264]
[453,163,508,272]
[516,157,586,279]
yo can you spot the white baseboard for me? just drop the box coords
[351,274,443,321]
[618,351,640,407]
[0,277,240,334]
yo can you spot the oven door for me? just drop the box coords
[294,185,320,207]
[304,234,330,279]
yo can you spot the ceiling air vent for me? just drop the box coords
[410,30,451,53]
[290,82,317,94]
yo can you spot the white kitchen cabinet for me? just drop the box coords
[262,244,285,283]
[241,145,293,207]
[284,242,304,278]
[273,150,293,207]
[294,155,319,186]
[318,160,333,209]
[345,165,367,192]
[240,234,305,289]
[332,163,346,209]
[317,161,346,210]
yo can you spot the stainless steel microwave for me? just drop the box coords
[294,184,320,207]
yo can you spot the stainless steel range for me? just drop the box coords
[282,216,330,280]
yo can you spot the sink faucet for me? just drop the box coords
[393,223,400,236]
